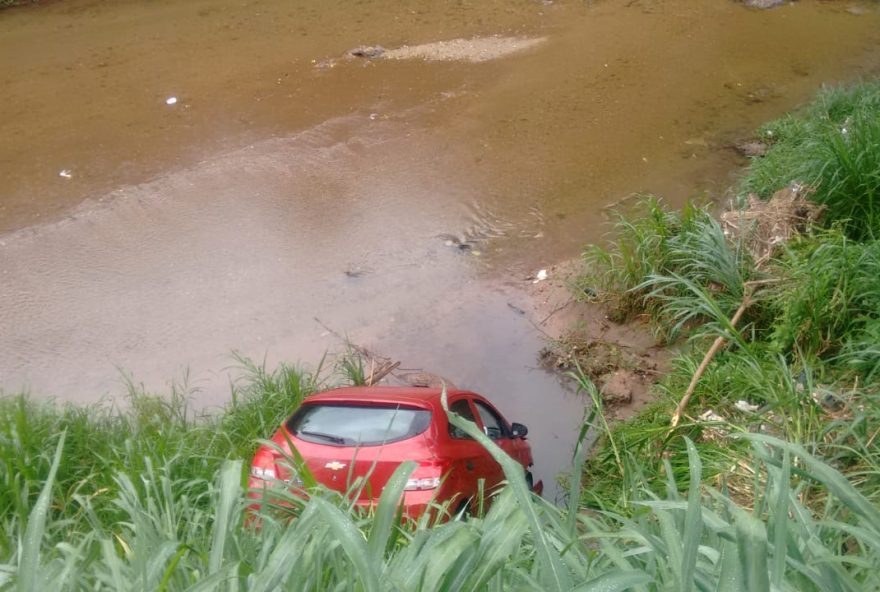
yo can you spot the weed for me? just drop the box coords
[742,81,880,240]
[2,394,879,590]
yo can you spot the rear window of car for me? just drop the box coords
[285,403,432,447]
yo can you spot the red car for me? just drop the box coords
[248,386,541,518]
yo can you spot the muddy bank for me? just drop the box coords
[508,261,672,420]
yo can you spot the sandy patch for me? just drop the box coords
[383,36,546,63]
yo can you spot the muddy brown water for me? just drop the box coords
[2,0,880,498]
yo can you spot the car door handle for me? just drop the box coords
[466,461,475,471]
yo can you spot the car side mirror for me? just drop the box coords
[511,422,528,438]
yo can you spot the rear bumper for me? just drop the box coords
[247,477,437,519]
[351,488,436,519]
[247,478,544,521]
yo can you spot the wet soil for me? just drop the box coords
[2,0,880,495]
[523,260,671,420]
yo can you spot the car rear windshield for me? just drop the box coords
[285,403,432,447]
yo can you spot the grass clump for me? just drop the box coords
[770,233,880,377]
[581,197,763,343]
[4,388,880,591]
[741,80,880,240]
[576,80,880,581]
[0,356,320,560]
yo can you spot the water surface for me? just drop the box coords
[2,0,880,493]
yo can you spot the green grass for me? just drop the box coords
[0,355,321,560]
[580,196,769,343]
[2,385,880,590]
[1,349,877,589]
[574,79,880,585]
[769,232,880,375]
[741,80,880,240]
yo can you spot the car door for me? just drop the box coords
[444,397,498,507]
[472,399,522,473]
[473,399,530,467]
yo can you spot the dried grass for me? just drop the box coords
[721,184,824,266]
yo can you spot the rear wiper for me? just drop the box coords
[299,430,346,445]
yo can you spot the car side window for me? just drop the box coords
[448,399,477,440]
[474,401,507,440]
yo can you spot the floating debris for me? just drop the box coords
[58,169,72,179]
[165,96,178,105]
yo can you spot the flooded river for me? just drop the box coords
[2,0,880,495]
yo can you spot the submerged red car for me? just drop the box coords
[248,386,541,518]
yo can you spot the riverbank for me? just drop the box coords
[571,79,880,525]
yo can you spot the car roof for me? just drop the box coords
[304,386,477,410]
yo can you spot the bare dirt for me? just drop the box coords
[515,260,672,420]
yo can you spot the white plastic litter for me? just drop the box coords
[58,170,72,179]
[532,269,548,283]
[165,96,178,105]
[698,409,724,422]
[735,400,760,412]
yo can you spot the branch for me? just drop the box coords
[669,294,752,429]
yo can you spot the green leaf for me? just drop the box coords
[367,460,416,564]
[681,438,703,592]
[209,460,243,575]
[571,570,653,592]
[312,497,380,592]
[18,432,65,592]
[735,510,769,592]
[770,449,790,589]
[442,388,573,591]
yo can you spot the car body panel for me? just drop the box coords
[248,386,540,518]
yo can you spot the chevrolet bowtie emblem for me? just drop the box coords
[324,461,346,471]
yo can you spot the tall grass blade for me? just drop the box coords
[208,460,242,575]
[311,497,380,592]
[17,432,65,592]
[745,434,880,532]
[441,388,573,590]
[734,509,769,592]
[681,438,703,592]
[367,460,415,564]
[770,449,790,589]
[571,570,653,592]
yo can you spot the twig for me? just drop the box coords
[314,316,400,384]
[601,192,640,211]
[314,317,345,342]
[365,361,401,386]
[540,297,575,325]
[669,294,752,429]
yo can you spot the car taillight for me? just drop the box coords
[404,463,446,491]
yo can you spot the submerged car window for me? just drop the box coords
[448,399,477,440]
[286,404,431,447]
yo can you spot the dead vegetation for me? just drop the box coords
[720,184,824,266]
